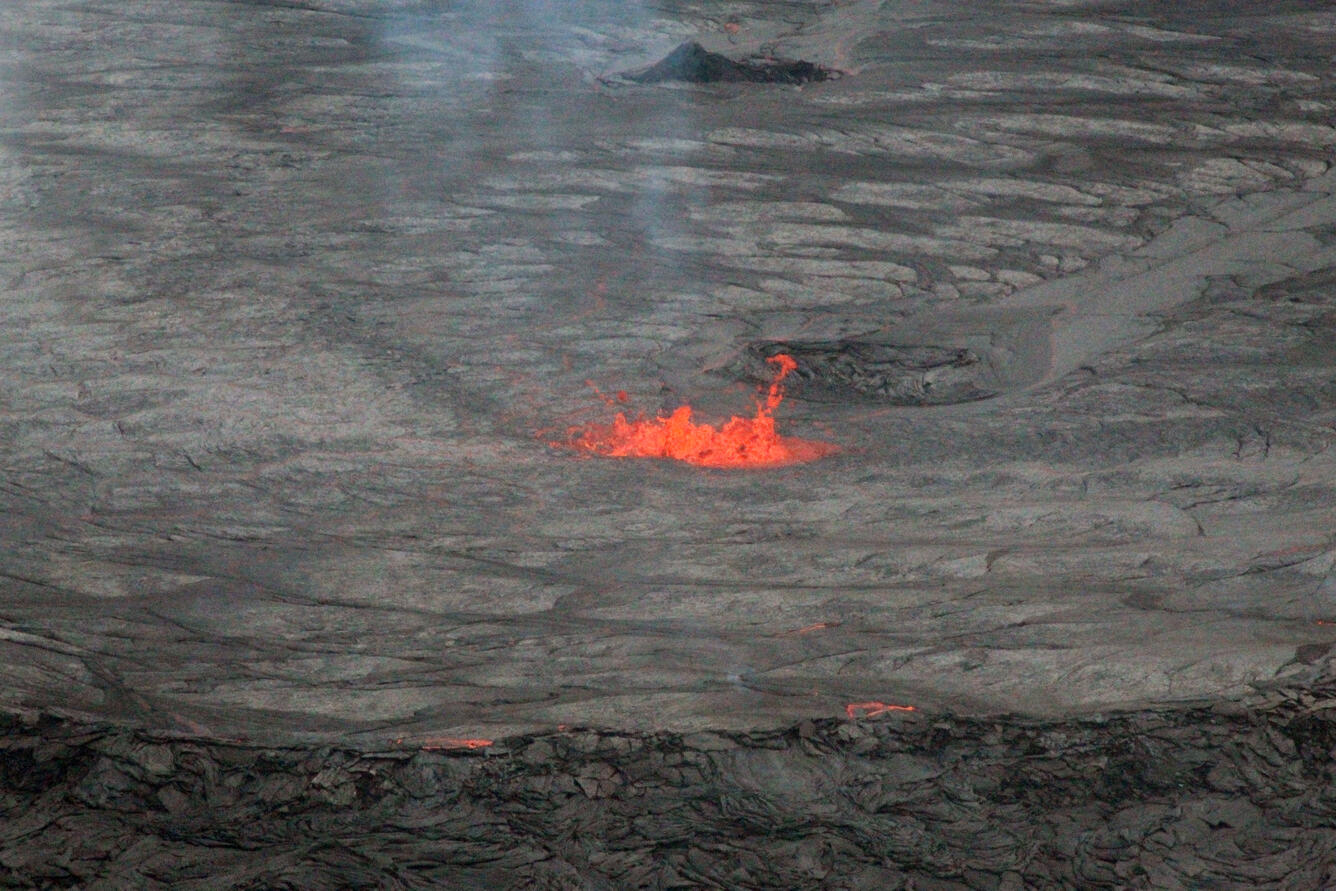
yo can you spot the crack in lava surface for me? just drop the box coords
[557,354,838,469]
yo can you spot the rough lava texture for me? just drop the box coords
[2,0,1336,885]
[5,682,1336,889]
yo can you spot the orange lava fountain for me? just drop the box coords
[558,354,837,468]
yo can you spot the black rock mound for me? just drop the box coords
[628,41,835,85]
[745,339,998,405]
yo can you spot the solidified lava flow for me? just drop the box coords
[560,354,837,468]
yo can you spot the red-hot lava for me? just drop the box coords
[559,354,837,468]
[394,736,493,751]
[845,702,916,719]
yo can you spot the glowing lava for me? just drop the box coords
[394,736,493,751]
[560,354,837,468]
[845,702,916,719]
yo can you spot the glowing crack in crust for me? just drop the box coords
[559,354,838,468]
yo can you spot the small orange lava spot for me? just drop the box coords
[1318,620,1333,626]
[558,354,837,469]
[396,736,493,751]
[723,21,741,34]
[845,701,916,719]
[585,380,626,407]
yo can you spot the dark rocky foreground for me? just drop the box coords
[6,682,1336,890]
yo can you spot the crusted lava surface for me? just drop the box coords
[4,0,1336,886]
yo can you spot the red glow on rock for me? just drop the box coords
[845,701,916,719]
[395,736,493,751]
[560,354,837,469]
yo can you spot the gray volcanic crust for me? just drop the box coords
[2,0,1336,884]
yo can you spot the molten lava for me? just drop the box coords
[560,354,837,468]
[394,736,493,751]
[845,702,917,719]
